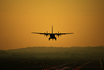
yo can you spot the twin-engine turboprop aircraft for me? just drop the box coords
[32,25,74,40]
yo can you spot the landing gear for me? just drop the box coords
[55,38,56,41]
[49,38,56,41]
[49,38,51,40]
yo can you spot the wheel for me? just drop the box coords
[55,38,57,41]
[49,38,51,40]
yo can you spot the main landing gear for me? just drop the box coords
[49,38,56,41]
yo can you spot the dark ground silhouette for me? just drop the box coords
[0,46,104,70]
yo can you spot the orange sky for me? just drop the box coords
[0,0,104,50]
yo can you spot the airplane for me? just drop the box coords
[31,25,74,40]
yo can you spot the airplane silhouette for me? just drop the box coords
[32,25,74,40]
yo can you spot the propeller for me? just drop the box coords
[46,31,48,37]
[44,32,45,36]
[57,31,60,38]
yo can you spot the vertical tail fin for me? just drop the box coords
[52,25,53,34]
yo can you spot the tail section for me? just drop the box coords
[52,25,53,34]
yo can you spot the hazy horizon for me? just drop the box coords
[0,45,104,50]
[0,46,104,59]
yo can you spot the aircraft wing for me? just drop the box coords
[54,33,74,35]
[31,32,50,35]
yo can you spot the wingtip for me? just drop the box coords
[31,32,33,33]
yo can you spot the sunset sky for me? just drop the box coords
[0,0,104,50]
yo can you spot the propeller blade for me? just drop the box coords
[44,32,45,36]
[46,31,48,33]
[58,31,60,38]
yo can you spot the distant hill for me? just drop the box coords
[0,46,104,58]
[4,46,104,53]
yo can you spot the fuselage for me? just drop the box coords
[49,34,56,40]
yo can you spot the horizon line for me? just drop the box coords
[0,45,104,51]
